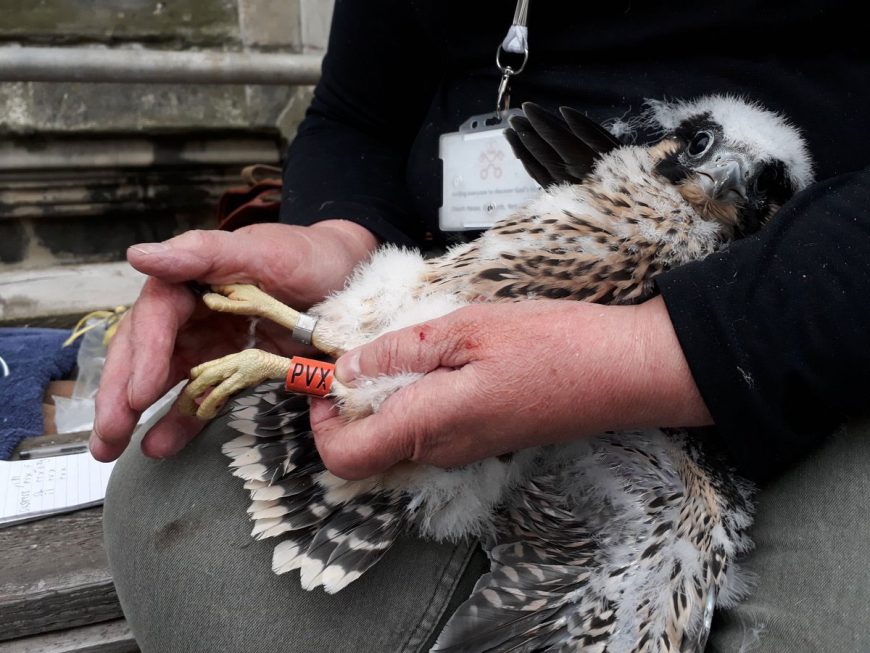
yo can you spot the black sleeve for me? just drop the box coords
[279,0,440,246]
[656,167,870,482]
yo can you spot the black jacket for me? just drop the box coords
[280,0,870,482]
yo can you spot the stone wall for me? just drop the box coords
[0,0,334,270]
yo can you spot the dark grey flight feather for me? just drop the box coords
[221,385,409,594]
[218,380,287,411]
[558,106,621,155]
[503,127,552,189]
[521,102,599,181]
[249,474,317,501]
[272,530,318,574]
[506,115,570,187]
[506,103,613,188]
[301,496,404,593]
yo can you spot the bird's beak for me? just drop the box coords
[693,157,748,202]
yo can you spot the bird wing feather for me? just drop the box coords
[220,384,408,593]
[558,106,621,155]
[433,431,754,653]
[505,103,619,188]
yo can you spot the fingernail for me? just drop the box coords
[128,242,169,255]
[335,350,361,384]
[127,374,136,405]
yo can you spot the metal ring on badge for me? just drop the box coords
[496,67,514,117]
[496,44,529,76]
[292,313,319,346]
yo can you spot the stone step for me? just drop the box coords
[0,133,281,270]
[0,262,146,324]
[0,619,138,653]
[0,507,121,644]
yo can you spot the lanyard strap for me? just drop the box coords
[496,0,530,116]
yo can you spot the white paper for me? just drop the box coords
[0,380,185,527]
[439,115,540,231]
[0,453,115,527]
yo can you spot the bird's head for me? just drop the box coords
[647,95,814,237]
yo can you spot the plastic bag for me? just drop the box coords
[53,318,187,436]
[53,319,108,433]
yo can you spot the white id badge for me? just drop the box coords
[439,111,540,231]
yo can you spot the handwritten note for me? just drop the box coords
[0,453,115,527]
[0,380,184,528]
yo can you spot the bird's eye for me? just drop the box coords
[687,131,713,157]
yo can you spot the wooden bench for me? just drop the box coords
[0,435,138,653]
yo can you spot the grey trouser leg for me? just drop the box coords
[103,411,488,653]
[105,416,870,652]
[708,420,870,652]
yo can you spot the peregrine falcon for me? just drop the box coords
[179,95,813,652]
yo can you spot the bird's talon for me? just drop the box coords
[179,349,293,421]
[176,388,199,417]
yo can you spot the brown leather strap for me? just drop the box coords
[240,164,282,186]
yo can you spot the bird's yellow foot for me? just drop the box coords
[203,283,303,331]
[178,349,293,419]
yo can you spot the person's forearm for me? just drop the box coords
[626,295,713,429]
[309,219,380,261]
[528,296,713,438]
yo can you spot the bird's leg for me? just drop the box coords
[202,283,302,334]
[179,284,337,419]
[178,349,293,419]
[201,284,337,354]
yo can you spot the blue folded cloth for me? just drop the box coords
[0,328,81,460]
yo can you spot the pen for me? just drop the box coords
[18,443,90,460]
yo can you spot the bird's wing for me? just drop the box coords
[558,106,621,155]
[505,103,620,188]
[433,431,754,653]
[221,382,406,594]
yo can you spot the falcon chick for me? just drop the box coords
[180,95,812,652]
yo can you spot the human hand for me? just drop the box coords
[309,296,712,480]
[91,220,378,462]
